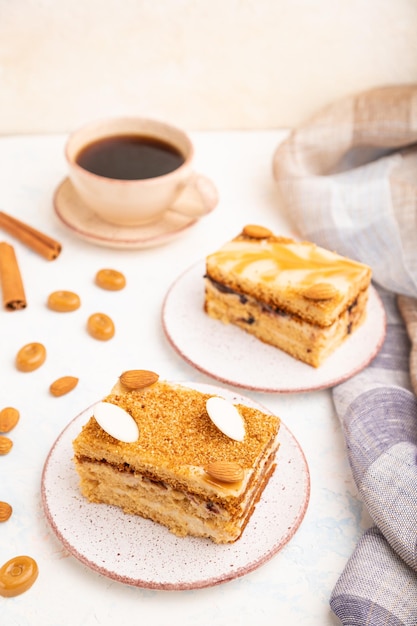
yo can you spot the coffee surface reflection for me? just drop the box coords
[75,134,185,180]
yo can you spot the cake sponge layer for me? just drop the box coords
[204,278,368,367]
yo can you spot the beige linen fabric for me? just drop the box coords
[273,84,417,298]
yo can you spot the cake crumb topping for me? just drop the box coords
[80,381,279,470]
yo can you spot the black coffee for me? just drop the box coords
[75,134,185,180]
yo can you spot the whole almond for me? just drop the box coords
[49,376,79,397]
[0,436,13,455]
[205,461,244,484]
[302,283,338,301]
[119,370,159,390]
[0,502,12,522]
[242,224,273,239]
[0,407,19,433]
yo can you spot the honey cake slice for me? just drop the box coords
[204,225,372,367]
[72,371,280,544]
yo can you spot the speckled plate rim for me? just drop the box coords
[161,261,387,393]
[53,177,213,249]
[41,382,310,590]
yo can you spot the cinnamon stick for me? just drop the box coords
[0,211,61,260]
[0,242,27,310]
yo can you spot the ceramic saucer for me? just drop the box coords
[53,178,216,249]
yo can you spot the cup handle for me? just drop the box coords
[169,173,219,218]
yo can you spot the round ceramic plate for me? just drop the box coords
[53,178,215,249]
[41,383,310,590]
[162,261,387,393]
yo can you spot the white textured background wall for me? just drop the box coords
[1,0,417,133]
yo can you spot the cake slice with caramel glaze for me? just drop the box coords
[204,225,372,367]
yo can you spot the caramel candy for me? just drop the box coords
[47,290,81,312]
[95,268,126,291]
[87,313,115,341]
[0,407,19,433]
[15,342,46,372]
[0,556,38,597]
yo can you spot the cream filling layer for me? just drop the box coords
[74,434,280,542]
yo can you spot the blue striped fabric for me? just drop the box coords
[273,85,417,625]
[331,527,417,626]
[328,292,417,625]
[332,295,417,626]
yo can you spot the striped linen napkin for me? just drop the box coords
[273,85,417,625]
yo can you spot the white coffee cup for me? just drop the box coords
[65,117,218,226]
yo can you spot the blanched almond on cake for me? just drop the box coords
[49,376,79,397]
[302,283,338,301]
[119,369,159,390]
[93,401,139,442]
[206,461,244,483]
[206,396,246,441]
[242,224,273,239]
